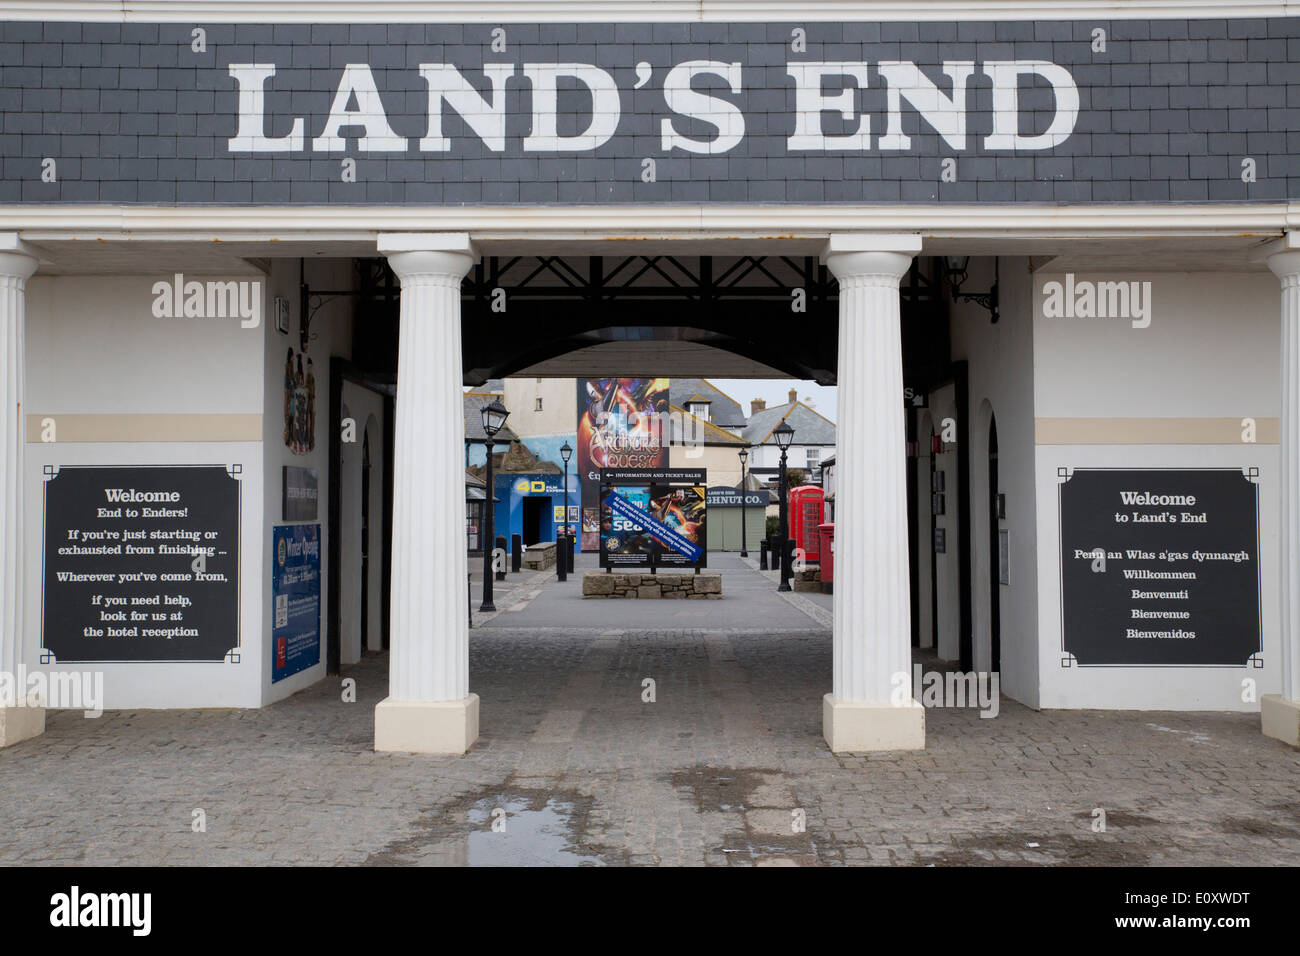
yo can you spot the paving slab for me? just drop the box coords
[0,624,1296,866]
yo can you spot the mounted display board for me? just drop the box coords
[282,466,319,522]
[600,468,706,571]
[272,523,321,682]
[577,378,669,551]
[1058,468,1262,667]
[41,464,240,663]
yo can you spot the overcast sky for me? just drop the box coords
[709,379,838,423]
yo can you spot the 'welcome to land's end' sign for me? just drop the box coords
[2,19,1298,204]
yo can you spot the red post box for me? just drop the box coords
[817,523,834,585]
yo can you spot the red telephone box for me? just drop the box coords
[788,485,825,562]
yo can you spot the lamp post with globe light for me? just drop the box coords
[773,420,795,592]
[479,399,509,612]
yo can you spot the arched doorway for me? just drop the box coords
[987,415,1001,675]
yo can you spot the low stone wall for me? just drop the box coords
[792,566,822,593]
[522,542,557,570]
[583,571,723,599]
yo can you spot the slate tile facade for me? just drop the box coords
[0,17,1296,204]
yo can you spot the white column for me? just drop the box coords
[1265,245,1300,747]
[0,235,42,748]
[821,234,924,752]
[373,233,478,754]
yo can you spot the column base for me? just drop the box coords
[1261,694,1300,748]
[0,703,45,748]
[374,694,479,754]
[823,694,925,753]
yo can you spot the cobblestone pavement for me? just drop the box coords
[1,625,1297,866]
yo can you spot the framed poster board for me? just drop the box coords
[1058,467,1262,667]
[272,524,321,682]
[40,464,240,663]
[283,466,318,522]
[599,469,707,571]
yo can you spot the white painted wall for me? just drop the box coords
[747,442,833,473]
[949,257,1040,707]
[1032,270,1281,710]
[338,388,385,664]
[261,257,356,705]
[24,274,265,708]
[503,377,577,437]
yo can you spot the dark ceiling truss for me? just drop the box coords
[462,254,841,303]
[458,254,847,384]
[343,255,946,388]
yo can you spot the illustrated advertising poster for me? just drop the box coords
[600,484,707,571]
[272,524,321,682]
[576,378,669,550]
[600,486,654,568]
[650,485,707,569]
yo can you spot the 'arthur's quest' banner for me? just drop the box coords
[41,465,240,663]
[1,19,1297,204]
[577,378,669,551]
[1058,467,1262,667]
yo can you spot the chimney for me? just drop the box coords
[750,398,766,415]
[788,388,798,405]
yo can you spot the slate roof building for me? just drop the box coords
[741,390,838,483]
[669,379,748,432]
[0,0,1296,763]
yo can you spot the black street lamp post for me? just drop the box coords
[479,399,509,613]
[774,420,794,592]
[559,440,573,582]
[738,445,750,557]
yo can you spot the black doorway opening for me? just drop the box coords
[522,497,550,546]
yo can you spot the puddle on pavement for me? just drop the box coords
[465,795,603,867]
[364,782,624,866]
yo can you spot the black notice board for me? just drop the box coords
[1059,468,1261,667]
[41,465,241,663]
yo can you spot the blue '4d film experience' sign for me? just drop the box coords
[2,19,1297,205]
[272,524,321,683]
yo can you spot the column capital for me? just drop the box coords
[1267,248,1300,283]
[0,233,38,281]
[821,233,922,283]
[377,232,477,283]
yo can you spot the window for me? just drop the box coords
[689,402,709,420]
[535,398,543,411]
[805,448,820,467]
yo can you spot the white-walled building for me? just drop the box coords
[1,0,1299,760]
[742,393,838,483]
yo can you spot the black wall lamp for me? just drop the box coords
[944,255,999,324]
